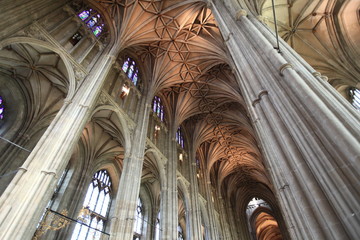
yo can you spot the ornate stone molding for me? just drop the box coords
[279,63,294,76]
[236,9,247,20]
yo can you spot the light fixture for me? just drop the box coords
[155,125,160,131]
[120,84,130,98]
[179,153,183,161]
[77,206,91,224]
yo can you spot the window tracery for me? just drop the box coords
[0,96,4,120]
[154,212,160,240]
[77,8,105,37]
[152,96,165,122]
[122,57,139,86]
[71,170,111,240]
[133,198,144,239]
[176,127,184,148]
[349,87,360,110]
[177,225,184,240]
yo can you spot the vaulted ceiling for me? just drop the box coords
[254,0,360,96]
[91,0,271,206]
[90,0,358,208]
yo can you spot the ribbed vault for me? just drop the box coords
[254,0,360,94]
[92,0,277,230]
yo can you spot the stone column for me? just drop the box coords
[204,181,219,240]
[0,47,117,240]
[109,98,151,240]
[187,150,202,239]
[218,197,231,239]
[210,1,360,239]
[160,134,178,239]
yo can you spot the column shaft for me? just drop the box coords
[211,0,360,239]
[0,49,116,240]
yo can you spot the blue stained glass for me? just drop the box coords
[0,97,2,104]
[87,19,96,28]
[122,58,130,72]
[128,65,134,79]
[78,10,89,20]
[133,70,138,85]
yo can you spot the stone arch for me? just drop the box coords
[177,177,191,239]
[0,37,76,98]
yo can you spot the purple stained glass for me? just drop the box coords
[78,10,90,20]
[0,96,2,105]
[0,108,3,114]
[153,98,157,112]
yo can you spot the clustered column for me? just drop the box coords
[0,47,117,240]
[210,0,360,239]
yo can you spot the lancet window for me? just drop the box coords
[152,96,165,121]
[0,96,4,120]
[133,198,144,240]
[350,87,360,110]
[176,127,184,148]
[122,57,139,86]
[177,225,184,240]
[71,170,112,240]
[154,212,160,240]
[77,8,105,37]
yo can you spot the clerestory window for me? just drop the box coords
[133,198,144,240]
[0,96,4,120]
[71,170,112,240]
[176,127,184,148]
[77,8,105,37]
[349,87,360,110]
[152,96,165,122]
[154,212,160,240]
[178,225,185,240]
[122,57,139,86]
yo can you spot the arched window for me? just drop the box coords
[154,212,160,240]
[133,198,144,240]
[77,8,105,37]
[122,57,139,86]
[177,225,184,240]
[71,170,112,240]
[350,87,360,110]
[176,127,184,148]
[0,96,4,120]
[152,96,165,121]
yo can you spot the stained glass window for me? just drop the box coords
[178,225,184,240]
[122,57,140,86]
[133,198,144,239]
[350,88,360,110]
[0,96,4,120]
[152,96,165,122]
[176,127,184,148]
[71,170,111,240]
[77,9,104,37]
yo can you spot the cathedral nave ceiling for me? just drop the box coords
[91,0,270,205]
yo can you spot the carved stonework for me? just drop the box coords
[98,91,110,105]
[23,23,48,42]
[73,66,87,82]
